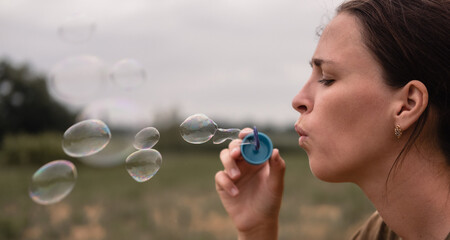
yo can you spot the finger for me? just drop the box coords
[228,138,243,151]
[239,128,254,139]
[268,149,286,193]
[215,171,239,197]
[220,148,241,179]
[227,139,245,162]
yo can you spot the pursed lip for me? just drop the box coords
[295,123,309,148]
[294,125,308,137]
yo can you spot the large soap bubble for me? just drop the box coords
[29,160,77,205]
[62,119,111,158]
[48,55,107,105]
[126,149,162,182]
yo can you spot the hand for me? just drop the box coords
[215,128,286,239]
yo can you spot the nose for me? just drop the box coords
[292,81,313,114]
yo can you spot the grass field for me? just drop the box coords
[0,150,374,240]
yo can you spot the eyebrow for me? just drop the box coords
[309,58,335,67]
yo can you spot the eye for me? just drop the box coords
[318,79,335,86]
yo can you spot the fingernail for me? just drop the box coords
[231,148,239,155]
[230,187,239,196]
[273,149,279,162]
[230,168,240,178]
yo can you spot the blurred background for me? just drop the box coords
[0,0,374,239]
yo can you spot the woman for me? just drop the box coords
[214,0,450,239]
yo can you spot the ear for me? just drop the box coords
[394,80,429,130]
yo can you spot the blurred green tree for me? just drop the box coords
[0,58,75,143]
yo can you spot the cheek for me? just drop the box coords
[319,86,390,144]
[307,87,392,181]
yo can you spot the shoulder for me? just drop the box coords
[352,211,400,240]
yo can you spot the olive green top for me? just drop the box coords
[352,211,450,240]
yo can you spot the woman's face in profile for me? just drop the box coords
[292,13,398,183]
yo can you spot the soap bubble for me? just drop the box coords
[48,55,107,104]
[180,113,240,144]
[10,92,25,107]
[29,160,77,205]
[212,128,241,144]
[110,59,146,90]
[76,98,152,167]
[126,149,162,182]
[133,127,160,150]
[179,113,218,144]
[62,119,111,158]
[0,81,12,96]
[58,13,96,44]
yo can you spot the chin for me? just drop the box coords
[308,156,347,183]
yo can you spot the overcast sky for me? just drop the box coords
[0,0,342,128]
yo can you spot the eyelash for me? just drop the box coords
[318,79,335,86]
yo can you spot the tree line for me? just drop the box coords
[0,58,75,144]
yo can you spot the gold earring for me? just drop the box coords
[394,124,402,139]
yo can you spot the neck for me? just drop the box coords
[356,146,450,240]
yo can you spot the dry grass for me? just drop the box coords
[0,151,374,240]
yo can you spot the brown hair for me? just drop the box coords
[337,0,450,164]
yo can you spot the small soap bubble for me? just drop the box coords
[110,59,146,90]
[58,13,96,44]
[10,92,25,107]
[29,160,77,205]
[212,128,241,144]
[133,127,160,150]
[62,119,111,158]
[126,149,162,182]
[48,55,107,104]
[180,113,218,144]
[0,81,12,96]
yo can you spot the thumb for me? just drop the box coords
[268,148,285,192]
